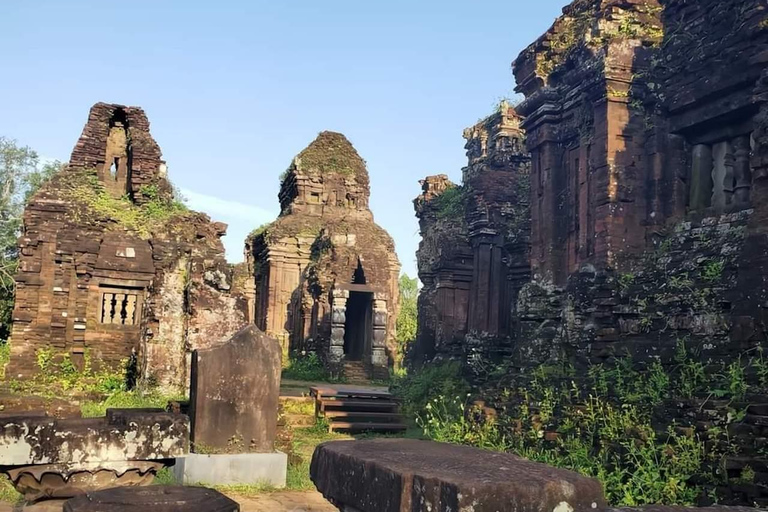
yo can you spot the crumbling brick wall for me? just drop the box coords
[8,103,247,392]
[246,132,400,379]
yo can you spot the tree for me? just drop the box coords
[395,274,419,367]
[0,137,60,339]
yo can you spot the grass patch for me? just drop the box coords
[0,475,21,504]
[280,398,315,416]
[81,389,185,418]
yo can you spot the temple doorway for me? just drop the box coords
[343,291,373,361]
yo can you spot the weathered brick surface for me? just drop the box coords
[246,132,400,378]
[414,0,768,505]
[8,103,247,391]
[412,108,530,363]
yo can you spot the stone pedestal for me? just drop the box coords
[0,409,189,502]
[8,461,164,502]
[187,325,285,487]
[172,452,287,487]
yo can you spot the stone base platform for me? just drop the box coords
[173,453,287,487]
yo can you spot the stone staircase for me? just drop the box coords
[342,360,370,383]
[311,385,407,434]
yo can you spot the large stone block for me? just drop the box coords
[0,410,189,466]
[189,325,281,453]
[310,439,607,512]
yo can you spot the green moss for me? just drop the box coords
[64,169,190,239]
[293,131,366,178]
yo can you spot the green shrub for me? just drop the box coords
[432,186,465,220]
[417,389,704,506]
[391,360,469,417]
[282,352,333,382]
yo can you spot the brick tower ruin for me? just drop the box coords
[8,103,247,391]
[413,0,768,502]
[246,131,400,379]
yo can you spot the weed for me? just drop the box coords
[391,360,469,417]
[678,359,706,399]
[701,260,725,284]
[618,272,636,291]
[724,359,748,401]
[282,352,337,382]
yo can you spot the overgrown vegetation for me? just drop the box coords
[282,352,340,382]
[294,131,366,178]
[395,274,418,371]
[432,185,465,220]
[0,137,59,339]
[406,351,766,507]
[3,345,182,417]
[66,170,189,238]
[391,360,469,418]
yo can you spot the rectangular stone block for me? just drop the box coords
[311,439,607,512]
[173,452,287,487]
[189,325,281,453]
[0,410,189,466]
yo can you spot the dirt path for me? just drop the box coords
[231,490,336,512]
[8,490,337,512]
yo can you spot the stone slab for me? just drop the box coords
[173,452,287,487]
[62,485,238,511]
[0,410,189,466]
[310,439,607,512]
[190,325,281,453]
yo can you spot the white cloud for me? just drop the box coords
[181,188,275,223]
[180,188,276,263]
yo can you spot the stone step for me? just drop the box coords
[325,411,402,421]
[319,399,399,412]
[328,421,408,433]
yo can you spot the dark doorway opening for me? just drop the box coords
[343,291,372,361]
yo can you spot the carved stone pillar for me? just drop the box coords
[329,289,348,363]
[371,293,388,368]
[690,144,713,210]
[734,135,752,204]
[722,141,735,208]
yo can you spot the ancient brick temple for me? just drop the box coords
[414,105,530,360]
[8,103,247,391]
[246,132,400,379]
[416,0,768,366]
[414,0,768,503]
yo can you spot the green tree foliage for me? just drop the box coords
[0,137,59,338]
[395,274,418,365]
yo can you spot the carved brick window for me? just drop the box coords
[689,133,753,212]
[100,289,140,325]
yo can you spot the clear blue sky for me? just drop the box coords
[1,0,565,278]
